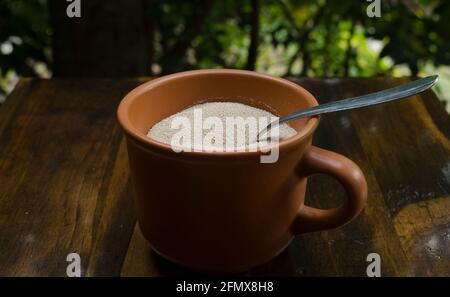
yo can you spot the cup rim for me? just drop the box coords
[117,69,319,158]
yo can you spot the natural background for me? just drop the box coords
[1,0,449,111]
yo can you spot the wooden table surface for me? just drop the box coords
[0,77,449,277]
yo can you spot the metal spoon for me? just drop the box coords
[258,75,439,140]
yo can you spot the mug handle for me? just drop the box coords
[291,146,368,234]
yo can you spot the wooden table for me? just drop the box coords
[0,77,449,277]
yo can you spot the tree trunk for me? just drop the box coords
[49,0,152,77]
[245,0,260,70]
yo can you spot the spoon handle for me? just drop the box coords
[279,75,439,124]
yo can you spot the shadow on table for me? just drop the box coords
[149,244,298,277]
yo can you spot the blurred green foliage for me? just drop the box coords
[1,0,449,108]
[0,0,50,96]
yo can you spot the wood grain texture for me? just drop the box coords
[0,79,141,276]
[0,77,449,276]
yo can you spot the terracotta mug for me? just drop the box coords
[117,69,367,273]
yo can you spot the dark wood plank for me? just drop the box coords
[0,78,143,276]
[0,77,449,276]
[334,78,450,276]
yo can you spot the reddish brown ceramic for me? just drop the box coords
[117,69,367,273]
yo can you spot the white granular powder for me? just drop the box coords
[147,102,297,151]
